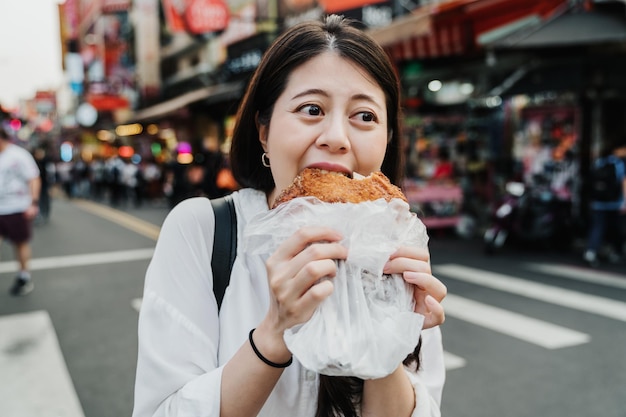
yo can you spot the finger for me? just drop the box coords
[420,295,445,329]
[268,241,347,286]
[301,279,334,310]
[278,279,335,326]
[289,258,340,299]
[274,273,336,326]
[388,246,430,263]
[403,271,447,301]
[292,241,347,271]
[275,226,343,260]
[384,257,431,276]
[383,246,431,275]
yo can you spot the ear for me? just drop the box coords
[256,112,269,152]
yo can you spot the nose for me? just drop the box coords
[316,114,351,152]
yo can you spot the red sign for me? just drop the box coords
[87,93,129,111]
[184,0,230,34]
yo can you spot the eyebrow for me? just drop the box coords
[291,89,381,107]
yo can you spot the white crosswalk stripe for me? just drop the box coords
[0,311,85,417]
[524,262,626,289]
[435,262,626,370]
[0,248,154,274]
[443,294,590,349]
[442,351,467,370]
[131,297,142,312]
[435,263,626,322]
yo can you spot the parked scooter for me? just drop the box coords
[483,176,573,254]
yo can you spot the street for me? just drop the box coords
[1,197,625,417]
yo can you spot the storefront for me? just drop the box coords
[371,1,626,234]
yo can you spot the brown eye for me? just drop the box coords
[359,112,376,122]
[299,104,322,116]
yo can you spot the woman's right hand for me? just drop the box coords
[256,226,347,352]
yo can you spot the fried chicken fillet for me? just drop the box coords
[272,168,407,209]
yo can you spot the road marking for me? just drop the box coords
[525,263,626,289]
[443,351,467,370]
[0,311,85,417]
[443,294,590,349]
[436,264,626,323]
[0,248,155,273]
[73,199,161,241]
[131,297,142,312]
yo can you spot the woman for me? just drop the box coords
[133,15,447,417]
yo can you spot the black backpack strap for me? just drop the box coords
[210,195,237,310]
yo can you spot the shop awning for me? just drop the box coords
[490,10,626,49]
[367,7,432,48]
[375,0,569,62]
[129,81,245,122]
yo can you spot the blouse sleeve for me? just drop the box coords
[132,198,223,417]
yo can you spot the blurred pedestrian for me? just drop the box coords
[121,158,139,206]
[0,125,40,296]
[583,142,626,267]
[90,155,106,201]
[162,151,187,209]
[105,155,125,207]
[56,159,74,198]
[33,147,53,223]
[141,158,162,201]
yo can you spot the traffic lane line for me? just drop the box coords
[436,264,626,323]
[0,248,155,274]
[0,310,85,417]
[443,351,467,370]
[525,263,626,290]
[443,294,590,349]
[73,199,161,241]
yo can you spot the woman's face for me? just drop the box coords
[259,51,389,205]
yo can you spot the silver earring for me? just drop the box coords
[261,152,270,168]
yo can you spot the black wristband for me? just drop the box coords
[248,328,293,368]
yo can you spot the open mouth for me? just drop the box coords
[312,168,353,179]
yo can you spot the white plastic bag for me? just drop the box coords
[243,197,428,379]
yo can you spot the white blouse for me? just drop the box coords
[132,189,445,417]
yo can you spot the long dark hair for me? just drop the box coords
[316,340,422,417]
[230,15,417,416]
[230,14,404,192]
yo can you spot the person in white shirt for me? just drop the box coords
[0,125,40,296]
[133,15,447,417]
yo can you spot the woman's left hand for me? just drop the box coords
[383,246,446,329]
